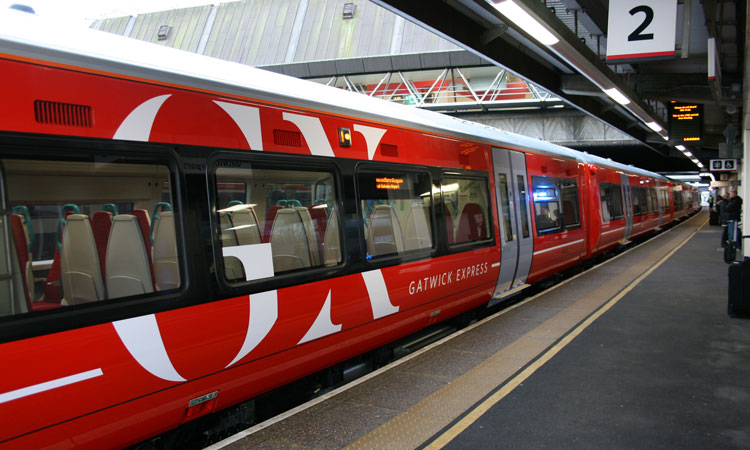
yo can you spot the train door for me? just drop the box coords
[489,148,533,306]
[620,174,633,241]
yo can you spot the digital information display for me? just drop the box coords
[668,102,703,142]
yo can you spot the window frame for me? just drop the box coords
[599,181,624,222]
[440,170,495,252]
[208,151,347,294]
[531,175,581,235]
[356,161,437,265]
[0,135,187,343]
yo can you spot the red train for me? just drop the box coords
[0,10,699,449]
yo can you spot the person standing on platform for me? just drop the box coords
[721,188,743,247]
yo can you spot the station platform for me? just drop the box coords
[210,210,750,450]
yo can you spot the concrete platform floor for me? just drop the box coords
[210,211,750,449]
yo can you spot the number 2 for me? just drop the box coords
[628,5,654,41]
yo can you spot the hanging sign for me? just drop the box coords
[710,159,738,172]
[668,102,703,143]
[606,0,678,63]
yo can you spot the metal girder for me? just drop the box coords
[370,0,660,150]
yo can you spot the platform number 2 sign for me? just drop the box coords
[627,5,654,41]
[606,0,677,63]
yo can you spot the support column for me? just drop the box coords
[743,0,750,258]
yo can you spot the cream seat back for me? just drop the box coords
[323,207,341,267]
[403,202,432,251]
[294,206,320,266]
[366,204,403,257]
[219,211,243,280]
[60,214,105,304]
[270,209,310,272]
[152,210,180,291]
[231,207,262,245]
[106,215,154,298]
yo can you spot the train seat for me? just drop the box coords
[106,215,154,298]
[269,208,311,272]
[323,206,340,266]
[220,210,244,280]
[562,200,575,225]
[403,202,432,251]
[10,214,34,308]
[8,232,29,314]
[132,209,156,290]
[92,211,113,278]
[231,207,262,245]
[60,214,105,304]
[367,204,404,257]
[443,204,455,244]
[294,206,320,266]
[263,205,283,243]
[308,205,328,253]
[152,210,180,291]
[456,203,486,242]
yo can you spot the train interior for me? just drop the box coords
[1,151,697,319]
[0,158,179,317]
[216,166,493,282]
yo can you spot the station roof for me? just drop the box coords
[88,0,744,177]
[371,0,745,176]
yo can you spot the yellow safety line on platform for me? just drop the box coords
[425,215,708,449]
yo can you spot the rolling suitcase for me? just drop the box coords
[728,261,750,317]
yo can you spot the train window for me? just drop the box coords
[215,163,340,281]
[599,182,623,222]
[0,157,180,318]
[672,191,681,209]
[559,179,580,228]
[497,174,513,242]
[661,189,670,211]
[632,186,649,216]
[358,169,433,258]
[441,177,491,245]
[648,189,658,213]
[516,175,530,238]
[532,176,561,234]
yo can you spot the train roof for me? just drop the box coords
[0,9,669,182]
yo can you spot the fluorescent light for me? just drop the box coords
[603,87,631,105]
[492,0,559,46]
[646,121,663,132]
[684,151,693,157]
[675,145,686,151]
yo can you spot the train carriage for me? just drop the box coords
[0,10,698,449]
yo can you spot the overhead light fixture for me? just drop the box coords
[603,88,631,105]
[675,145,686,151]
[491,0,559,46]
[684,151,693,157]
[645,121,663,132]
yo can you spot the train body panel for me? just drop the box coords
[0,10,700,448]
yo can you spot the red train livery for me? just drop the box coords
[0,10,699,449]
